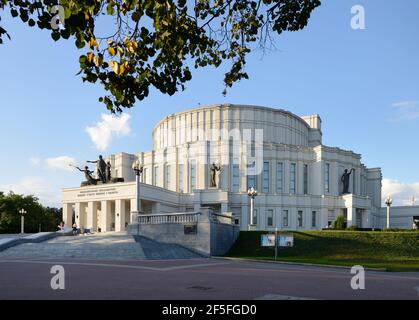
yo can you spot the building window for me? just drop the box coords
[276,162,283,193]
[252,209,258,225]
[325,163,330,193]
[190,160,196,191]
[247,174,256,189]
[154,166,159,187]
[262,161,270,193]
[232,164,240,192]
[283,210,289,227]
[303,164,308,195]
[179,164,184,193]
[290,163,296,194]
[312,211,317,228]
[165,165,171,189]
[297,210,303,228]
[267,209,274,227]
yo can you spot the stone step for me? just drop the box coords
[0,233,203,260]
[134,235,203,259]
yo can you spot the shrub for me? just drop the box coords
[384,228,415,232]
[347,225,358,231]
[332,215,345,230]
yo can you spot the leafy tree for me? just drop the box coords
[0,0,321,112]
[0,191,62,233]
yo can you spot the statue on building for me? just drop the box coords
[210,163,221,188]
[72,165,97,185]
[341,168,354,194]
[87,155,107,183]
[106,161,112,182]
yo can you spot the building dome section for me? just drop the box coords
[152,104,321,150]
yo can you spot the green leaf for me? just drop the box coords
[51,32,60,41]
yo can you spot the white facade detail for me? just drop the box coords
[63,104,383,231]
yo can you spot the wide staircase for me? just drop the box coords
[0,232,202,260]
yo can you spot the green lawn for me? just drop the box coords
[225,231,419,272]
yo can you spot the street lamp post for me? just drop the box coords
[247,187,258,231]
[132,159,144,223]
[385,196,393,229]
[19,208,27,234]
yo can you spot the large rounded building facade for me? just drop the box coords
[63,104,382,232]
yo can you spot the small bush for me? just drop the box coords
[384,228,415,232]
[347,225,358,231]
[332,215,345,230]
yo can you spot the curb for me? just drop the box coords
[213,256,388,272]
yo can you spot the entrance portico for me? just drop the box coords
[62,181,183,232]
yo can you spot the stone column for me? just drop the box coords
[115,199,126,232]
[87,201,98,231]
[130,198,141,223]
[62,203,73,227]
[320,207,328,229]
[101,200,112,232]
[75,202,82,228]
[241,203,249,231]
[346,207,356,227]
[364,209,371,228]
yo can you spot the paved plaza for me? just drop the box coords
[1,232,418,300]
[0,257,418,300]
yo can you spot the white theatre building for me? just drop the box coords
[62,104,383,232]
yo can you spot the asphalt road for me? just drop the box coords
[0,257,418,300]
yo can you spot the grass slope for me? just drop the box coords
[225,231,419,271]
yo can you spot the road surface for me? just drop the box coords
[0,257,418,300]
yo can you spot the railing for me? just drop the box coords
[138,212,200,224]
[211,212,236,225]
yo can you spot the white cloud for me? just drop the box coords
[0,177,61,208]
[382,178,419,206]
[45,156,77,171]
[85,113,131,151]
[389,100,419,122]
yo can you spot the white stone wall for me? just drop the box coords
[378,206,419,229]
[65,104,383,231]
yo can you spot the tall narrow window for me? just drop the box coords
[190,160,196,191]
[276,162,283,193]
[263,161,270,193]
[303,164,308,195]
[312,211,317,228]
[267,209,274,227]
[154,166,159,187]
[247,174,256,189]
[252,209,258,225]
[178,164,184,193]
[283,210,289,227]
[232,164,240,192]
[165,165,171,189]
[290,163,296,194]
[325,163,330,193]
[297,210,303,228]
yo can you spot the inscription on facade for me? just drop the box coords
[76,188,119,198]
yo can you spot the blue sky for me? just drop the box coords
[1,0,418,207]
